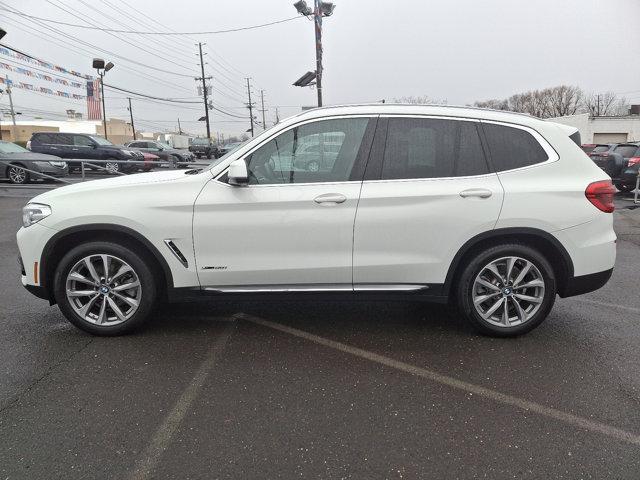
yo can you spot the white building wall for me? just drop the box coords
[549,113,640,143]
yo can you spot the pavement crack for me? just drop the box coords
[0,337,94,416]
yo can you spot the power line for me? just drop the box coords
[0,8,304,35]
[104,84,201,104]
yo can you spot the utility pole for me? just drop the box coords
[260,90,267,131]
[196,42,212,139]
[5,76,17,141]
[246,78,254,137]
[127,97,136,140]
[596,94,601,117]
[274,107,280,125]
[313,0,323,107]
[177,117,183,135]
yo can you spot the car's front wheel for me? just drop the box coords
[105,160,120,174]
[456,244,556,337]
[53,242,157,335]
[7,164,29,184]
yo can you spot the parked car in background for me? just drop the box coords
[0,140,68,184]
[217,141,244,157]
[140,152,160,172]
[18,105,616,337]
[124,140,194,167]
[189,138,219,159]
[585,143,617,159]
[27,132,143,174]
[591,143,640,192]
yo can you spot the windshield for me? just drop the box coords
[0,142,29,154]
[613,145,639,158]
[192,138,209,145]
[157,142,172,149]
[90,136,113,146]
[591,145,611,154]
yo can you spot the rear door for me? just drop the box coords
[353,116,504,291]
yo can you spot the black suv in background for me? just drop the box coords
[27,132,144,173]
[591,142,640,192]
[189,138,219,159]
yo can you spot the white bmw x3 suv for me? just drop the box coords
[17,105,616,337]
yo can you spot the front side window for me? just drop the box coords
[244,117,369,185]
[74,135,95,147]
[381,118,489,180]
[483,123,548,171]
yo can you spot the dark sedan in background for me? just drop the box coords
[124,140,194,167]
[0,140,68,184]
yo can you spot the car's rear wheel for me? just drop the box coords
[306,160,320,172]
[7,164,29,184]
[456,244,556,337]
[614,182,633,193]
[53,242,157,335]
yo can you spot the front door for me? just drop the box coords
[193,116,375,290]
[353,116,504,291]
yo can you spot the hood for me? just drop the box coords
[31,169,195,204]
[1,152,62,161]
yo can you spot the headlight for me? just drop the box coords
[22,203,52,228]
[48,161,67,168]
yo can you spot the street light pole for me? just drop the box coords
[313,0,323,107]
[99,71,108,139]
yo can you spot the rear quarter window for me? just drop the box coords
[483,123,549,172]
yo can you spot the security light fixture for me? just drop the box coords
[104,62,114,72]
[293,0,312,16]
[320,2,335,16]
[0,28,6,41]
[92,58,105,70]
[293,71,317,87]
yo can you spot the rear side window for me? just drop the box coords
[483,123,548,172]
[33,133,59,144]
[613,145,639,158]
[380,118,489,180]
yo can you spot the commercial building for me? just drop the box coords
[549,112,640,144]
[0,118,134,144]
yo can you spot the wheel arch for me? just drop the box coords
[40,224,174,304]
[443,227,574,299]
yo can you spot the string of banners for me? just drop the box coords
[0,46,93,82]
[0,76,86,100]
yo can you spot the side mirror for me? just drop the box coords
[228,158,249,186]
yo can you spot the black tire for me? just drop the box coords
[7,164,30,184]
[206,152,212,159]
[53,241,157,336]
[169,155,179,169]
[614,182,633,193]
[455,243,556,337]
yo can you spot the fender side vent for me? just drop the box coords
[164,240,188,268]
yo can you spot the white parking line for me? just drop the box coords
[128,320,237,480]
[242,314,640,447]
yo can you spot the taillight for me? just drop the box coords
[628,157,640,167]
[585,180,616,213]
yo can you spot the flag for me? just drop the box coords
[86,79,102,120]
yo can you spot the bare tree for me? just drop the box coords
[393,95,447,105]
[472,99,509,110]
[583,92,629,116]
[545,85,583,117]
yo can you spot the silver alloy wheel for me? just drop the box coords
[8,166,27,184]
[65,254,142,326]
[306,161,320,172]
[472,256,545,328]
[105,162,119,174]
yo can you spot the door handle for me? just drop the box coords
[314,193,347,204]
[459,188,492,199]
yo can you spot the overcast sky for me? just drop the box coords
[1,0,640,138]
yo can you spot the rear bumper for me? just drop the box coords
[559,268,613,298]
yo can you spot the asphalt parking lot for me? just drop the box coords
[1,188,639,479]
